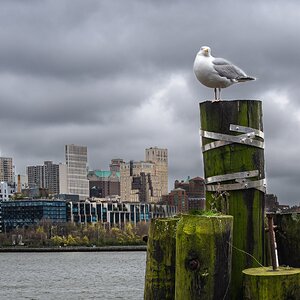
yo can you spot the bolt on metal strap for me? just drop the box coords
[200,124,264,152]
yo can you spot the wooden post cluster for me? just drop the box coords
[144,214,233,300]
[199,100,265,299]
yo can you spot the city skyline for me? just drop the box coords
[0,1,300,206]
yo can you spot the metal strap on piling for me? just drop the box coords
[206,177,266,193]
[201,123,266,192]
[200,124,264,152]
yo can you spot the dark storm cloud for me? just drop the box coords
[0,0,300,205]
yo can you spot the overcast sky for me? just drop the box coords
[0,0,299,206]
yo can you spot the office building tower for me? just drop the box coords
[0,157,14,185]
[145,147,168,196]
[120,147,168,203]
[65,144,89,200]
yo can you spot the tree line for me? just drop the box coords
[0,221,149,247]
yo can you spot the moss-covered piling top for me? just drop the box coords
[181,213,233,219]
[243,266,300,277]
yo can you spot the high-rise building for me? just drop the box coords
[0,157,14,185]
[27,165,46,189]
[26,161,67,195]
[65,144,89,200]
[120,147,168,203]
[145,147,168,197]
[58,164,68,194]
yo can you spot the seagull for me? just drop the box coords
[193,46,255,101]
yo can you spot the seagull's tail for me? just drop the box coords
[237,76,256,82]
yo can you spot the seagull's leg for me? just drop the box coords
[212,88,221,102]
[218,88,222,101]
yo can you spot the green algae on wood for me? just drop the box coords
[175,214,233,300]
[274,213,300,267]
[243,267,300,299]
[200,100,265,300]
[144,217,180,300]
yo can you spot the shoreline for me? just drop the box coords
[0,245,147,252]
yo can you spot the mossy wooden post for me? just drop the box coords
[243,267,300,299]
[175,214,233,300]
[144,218,180,300]
[274,212,300,267]
[200,100,265,299]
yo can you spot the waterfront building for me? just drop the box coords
[67,200,176,226]
[120,147,168,203]
[0,157,14,185]
[65,144,89,200]
[1,199,67,231]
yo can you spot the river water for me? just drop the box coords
[0,251,146,300]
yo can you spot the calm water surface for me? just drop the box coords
[0,251,146,300]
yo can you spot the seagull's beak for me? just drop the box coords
[204,48,209,54]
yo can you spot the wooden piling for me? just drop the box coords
[243,267,300,299]
[175,214,233,300]
[200,100,265,299]
[144,217,180,300]
[274,212,300,267]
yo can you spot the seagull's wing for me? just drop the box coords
[212,58,247,80]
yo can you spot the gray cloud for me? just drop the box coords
[0,0,299,206]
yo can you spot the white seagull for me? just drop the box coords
[193,46,255,101]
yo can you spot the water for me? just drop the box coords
[0,251,146,300]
